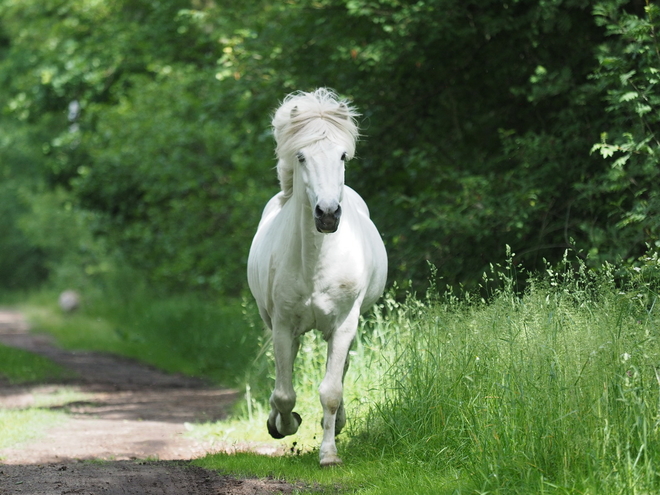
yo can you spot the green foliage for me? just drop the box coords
[0,0,281,294]
[22,272,263,385]
[326,0,605,285]
[0,0,658,295]
[588,0,660,261]
[16,187,112,289]
[0,121,50,289]
[74,72,272,293]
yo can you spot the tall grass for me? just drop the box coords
[347,253,660,493]
[195,252,660,493]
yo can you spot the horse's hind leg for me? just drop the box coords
[267,327,302,438]
[318,311,358,467]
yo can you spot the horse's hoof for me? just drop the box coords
[267,412,302,439]
[267,419,285,439]
[293,411,302,428]
[320,455,343,468]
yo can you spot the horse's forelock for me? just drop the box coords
[273,89,359,198]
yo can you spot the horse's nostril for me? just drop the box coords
[314,203,342,233]
[315,204,341,218]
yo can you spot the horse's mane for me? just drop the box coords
[272,88,360,199]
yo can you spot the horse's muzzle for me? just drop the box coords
[315,204,342,233]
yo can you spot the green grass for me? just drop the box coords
[357,257,660,493]
[0,343,74,384]
[0,386,89,452]
[195,451,470,494]
[0,409,66,450]
[0,342,86,452]
[193,254,660,494]
[17,278,263,387]
[6,254,660,493]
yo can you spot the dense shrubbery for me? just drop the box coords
[0,0,658,295]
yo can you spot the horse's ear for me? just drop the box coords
[290,106,299,119]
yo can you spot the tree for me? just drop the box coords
[1,0,656,295]
[588,0,660,262]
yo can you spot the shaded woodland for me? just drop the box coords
[1,0,658,295]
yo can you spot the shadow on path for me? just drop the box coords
[0,461,298,495]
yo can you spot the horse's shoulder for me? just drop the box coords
[258,192,288,227]
[343,186,370,217]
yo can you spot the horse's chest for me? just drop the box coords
[275,273,359,336]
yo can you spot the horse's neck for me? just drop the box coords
[288,176,334,265]
[291,198,322,249]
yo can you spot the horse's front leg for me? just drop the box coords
[267,325,302,439]
[318,310,359,467]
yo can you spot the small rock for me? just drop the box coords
[58,291,81,313]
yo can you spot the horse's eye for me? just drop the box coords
[340,152,347,162]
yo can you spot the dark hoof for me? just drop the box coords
[267,419,285,439]
[267,412,302,439]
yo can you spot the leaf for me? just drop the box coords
[619,70,637,85]
[591,142,619,159]
[619,91,638,102]
[611,154,630,169]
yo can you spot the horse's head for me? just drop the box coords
[296,141,346,233]
[272,88,360,234]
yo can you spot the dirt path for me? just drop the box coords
[0,310,296,494]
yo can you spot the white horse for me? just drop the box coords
[247,88,388,467]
